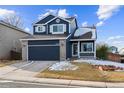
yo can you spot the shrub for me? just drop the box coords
[96,44,109,60]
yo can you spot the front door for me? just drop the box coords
[72,43,78,56]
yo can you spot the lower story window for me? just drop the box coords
[81,42,93,52]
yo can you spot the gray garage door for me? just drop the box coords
[28,40,60,61]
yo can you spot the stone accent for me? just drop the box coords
[59,39,66,61]
[21,40,28,61]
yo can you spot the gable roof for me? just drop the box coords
[65,17,75,22]
[119,48,124,55]
[72,27,97,40]
[35,14,55,24]
[34,14,75,25]
[20,34,67,40]
[0,20,30,35]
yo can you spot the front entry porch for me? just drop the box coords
[71,40,96,59]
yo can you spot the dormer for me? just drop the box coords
[33,14,77,35]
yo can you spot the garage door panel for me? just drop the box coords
[28,46,59,60]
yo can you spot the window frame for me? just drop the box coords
[50,24,65,34]
[80,42,94,53]
[35,25,45,32]
[72,43,78,56]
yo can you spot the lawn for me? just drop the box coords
[104,71,124,82]
[37,62,124,82]
[0,60,16,67]
[37,62,106,81]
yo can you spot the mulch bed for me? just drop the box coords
[92,65,123,71]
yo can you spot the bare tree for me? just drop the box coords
[2,14,24,29]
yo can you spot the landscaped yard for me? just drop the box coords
[0,60,16,67]
[37,62,124,82]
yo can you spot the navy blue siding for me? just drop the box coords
[33,17,69,35]
[80,41,95,51]
[66,40,72,59]
[80,53,94,56]
[48,18,69,35]
[33,25,47,35]
[70,41,95,57]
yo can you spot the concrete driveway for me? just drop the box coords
[0,61,57,79]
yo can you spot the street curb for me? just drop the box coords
[0,77,107,88]
[1,76,124,88]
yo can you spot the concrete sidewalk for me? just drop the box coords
[1,76,124,88]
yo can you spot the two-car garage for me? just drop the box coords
[28,40,60,61]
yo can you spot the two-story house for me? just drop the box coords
[20,14,97,61]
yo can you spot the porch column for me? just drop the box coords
[78,41,80,58]
[94,40,96,59]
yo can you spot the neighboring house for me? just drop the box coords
[0,20,30,60]
[20,14,97,61]
[119,48,124,55]
[119,48,124,63]
[109,46,118,53]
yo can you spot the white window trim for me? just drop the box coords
[80,42,94,53]
[72,43,78,56]
[50,24,66,34]
[35,25,45,33]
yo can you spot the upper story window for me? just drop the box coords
[50,24,66,34]
[81,42,93,53]
[35,25,45,32]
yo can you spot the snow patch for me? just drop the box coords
[74,59,124,68]
[49,61,78,71]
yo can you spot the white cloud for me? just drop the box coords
[96,21,104,27]
[106,35,124,50]
[38,9,69,19]
[74,14,78,17]
[82,21,88,27]
[107,35,124,41]
[38,9,57,20]
[24,27,30,32]
[0,8,16,19]
[58,9,69,18]
[96,5,121,20]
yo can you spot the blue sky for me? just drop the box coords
[0,5,124,50]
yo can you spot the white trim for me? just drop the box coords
[66,33,72,39]
[33,24,45,26]
[20,37,66,41]
[70,39,96,41]
[72,43,78,56]
[80,42,94,53]
[27,44,28,61]
[35,25,45,33]
[80,52,95,53]
[32,13,55,25]
[69,23,71,33]
[28,44,59,47]
[50,24,66,34]
[94,40,96,59]
[45,16,70,25]
[78,41,80,58]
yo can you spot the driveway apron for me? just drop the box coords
[0,61,56,78]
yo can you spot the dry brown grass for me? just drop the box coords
[37,62,124,82]
[104,71,124,82]
[37,62,105,81]
[0,60,16,67]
